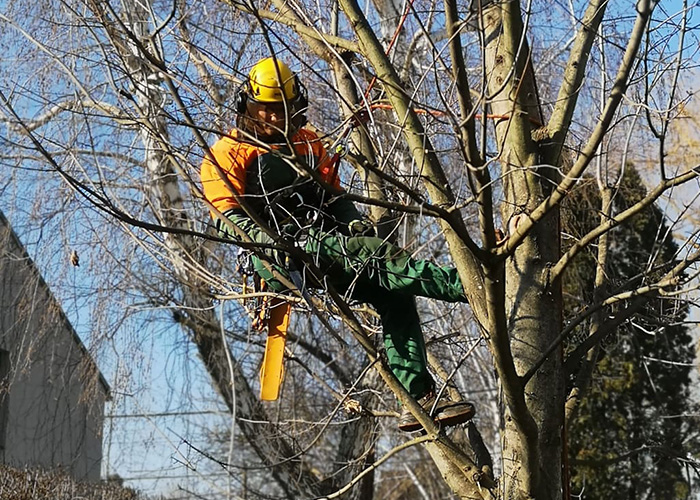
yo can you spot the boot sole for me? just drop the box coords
[398,404,475,432]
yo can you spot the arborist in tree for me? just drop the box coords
[200,56,475,432]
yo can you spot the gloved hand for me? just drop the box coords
[348,219,376,237]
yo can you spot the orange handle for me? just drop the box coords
[259,298,291,401]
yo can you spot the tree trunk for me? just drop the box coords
[482,3,564,499]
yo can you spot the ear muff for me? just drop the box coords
[292,77,308,127]
[235,83,248,114]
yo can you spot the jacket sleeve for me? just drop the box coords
[218,210,276,247]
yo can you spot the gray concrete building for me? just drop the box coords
[0,211,109,481]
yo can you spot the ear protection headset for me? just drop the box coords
[234,83,250,115]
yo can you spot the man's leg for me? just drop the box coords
[306,230,468,303]
[361,290,475,432]
[324,248,475,432]
[216,210,290,292]
[363,292,434,399]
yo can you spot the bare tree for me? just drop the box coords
[1,0,699,498]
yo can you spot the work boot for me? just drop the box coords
[398,390,475,432]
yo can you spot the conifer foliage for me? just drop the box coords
[563,167,698,498]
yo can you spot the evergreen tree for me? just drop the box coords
[564,167,697,499]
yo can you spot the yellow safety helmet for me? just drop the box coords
[247,57,298,103]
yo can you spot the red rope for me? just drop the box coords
[364,0,417,99]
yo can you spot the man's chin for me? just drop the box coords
[262,126,282,136]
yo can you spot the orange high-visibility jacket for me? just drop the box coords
[200,128,340,218]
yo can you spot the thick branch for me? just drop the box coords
[482,4,548,495]
[225,0,360,54]
[0,98,136,132]
[443,0,496,251]
[550,167,700,281]
[543,0,609,166]
[498,0,657,258]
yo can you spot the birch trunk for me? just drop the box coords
[110,1,327,496]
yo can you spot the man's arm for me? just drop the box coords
[326,195,363,225]
[301,127,374,235]
[219,209,276,246]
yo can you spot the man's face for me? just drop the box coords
[246,100,291,137]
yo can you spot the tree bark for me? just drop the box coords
[482,3,563,499]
